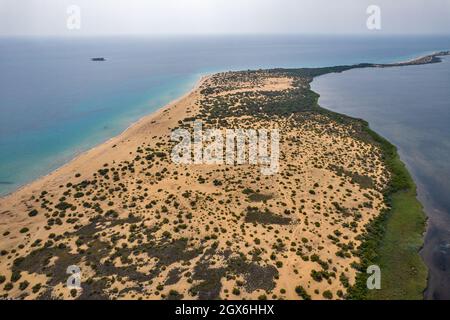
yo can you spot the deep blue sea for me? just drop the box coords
[1,35,449,298]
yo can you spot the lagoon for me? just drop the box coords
[312,57,450,299]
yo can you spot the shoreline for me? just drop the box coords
[343,117,427,299]
[1,51,447,299]
[2,51,448,200]
[0,74,210,201]
[309,54,450,299]
[1,68,393,300]
[377,50,450,66]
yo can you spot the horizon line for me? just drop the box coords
[2,32,450,38]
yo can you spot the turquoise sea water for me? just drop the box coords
[312,57,450,299]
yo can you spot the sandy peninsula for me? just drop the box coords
[1,54,440,299]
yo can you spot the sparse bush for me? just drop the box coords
[322,290,333,299]
[28,209,38,217]
[19,227,29,234]
[295,286,311,300]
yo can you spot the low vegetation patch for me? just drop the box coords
[244,207,291,225]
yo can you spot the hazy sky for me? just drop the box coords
[1,0,450,36]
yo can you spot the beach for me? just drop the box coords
[0,66,401,300]
[2,36,450,197]
[0,52,437,300]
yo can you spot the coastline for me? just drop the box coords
[312,51,449,300]
[0,74,210,201]
[1,51,447,299]
[344,118,427,299]
[2,51,447,200]
[375,50,450,66]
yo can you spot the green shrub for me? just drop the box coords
[322,290,333,299]
[295,286,311,300]
[19,227,29,234]
[19,281,30,291]
[28,209,38,217]
[4,282,13,291]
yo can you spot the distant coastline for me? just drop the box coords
[377,50,450,66]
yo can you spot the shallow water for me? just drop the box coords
[311,57,450,299]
